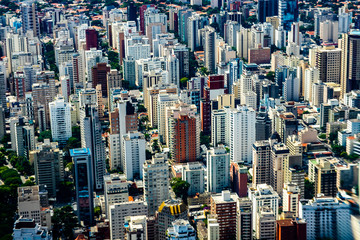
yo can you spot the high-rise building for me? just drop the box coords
[340,32,360,98]
[17,185,51,228]
[70,148,94,226]
[252,140,272,187]
[308,158,337,197]
[210,191,238,239]
[258,0,278,22]
[143,153,170,216]
[109,200,148,240]
[85,28,98,50]
[167,107,200,163]
[31,140,64,198]
[256,207,276,239]
[92,63,111,98]
[204,26,216,74]
[181,162,205,196]
[157,93,178,141]
[207,147,230,193]
[237,198,253,240]
[211,109,228,147]
[14,117,35,158]
[299,198,352,240]
[49,98,71,147]
[103,174,129,218]
[106,69,122,98]
[274,112,298,143]
[122,131,146,180]
[282,183,300,216]
[278,0,298,31]
[167,219,196,240]
[80,105,105,190]
[172,44,189,78]
[108,100,137,170]
[207,215,220,240]
[229,105,256,164]
[271,142,290,195]
[249,184,280,232]
[276,218,306,240]
[230,162,248,197]
[156,199,188,240]
[13,218,51,240]
[316,45,341,84]
[255,110,272,141]
[21,1,40,37]
[124,215,147,240]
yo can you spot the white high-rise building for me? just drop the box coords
[248,184,280,232]
[207,216,220,240]
[299,197,352,240]
[157,93,178,142]
[109,200,148,240]
[143,153,169,216]
[206,147,230,193]
[122,131,146,180]
[304,67,320,101]
[49,98,71,146]
[80,105,105,190]
[282,182,300,216]
[21,1,40,37]
[181,162,205,196]
[104,174,129,218]
[125,35,151,60]
[229,105,256,164]
[211,109,228,147]
[256,207,276,240]
[167,54,180,87]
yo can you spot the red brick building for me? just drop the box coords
[210,191,238,240]
[230,162,248,197]
[85,29,98,50]
[248,45,271,65]
[276,219,306,240]
[92,63,111,97]
[169,114,198,163]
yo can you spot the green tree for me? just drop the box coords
[170,177,190,201]
[180,77,189,89]
[57,181,74,203]
[52,205,79,239]
[266,71,275,81]
[200,67,210,76]
[94,206,101,218]
[108,51,120,70]
[200,132,211,148]
[304,179,314,199]
[318,134,326,140]
[331,144,345,157]
[38,130,52,142]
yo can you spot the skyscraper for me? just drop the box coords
[122,131,146,180]
[204,26,216,74]
[71,148,94,226]
[49,98,71,147]
[31,140,64,198]
[21,1,40,37]
[340,32,360,98]
[229,105,256,164]
[278,0,299,31]
[207,147,230,193]
[143,153,170,216]
[167,107,200,163]
[85,28,98,50]
[257,0,278,23]
[92,63,111,98]
[80,105,105,190]
[299,198,352,240]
